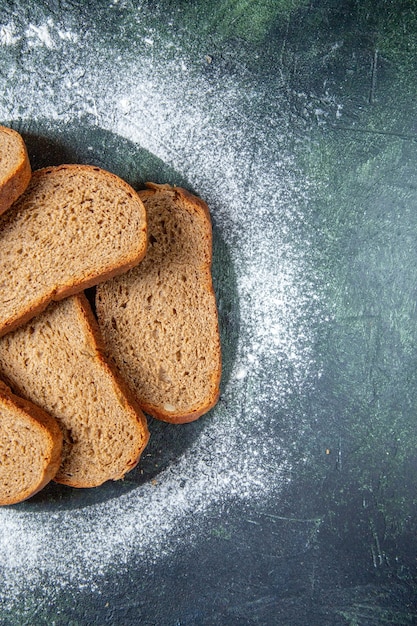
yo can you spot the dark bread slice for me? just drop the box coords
[0,125,31,216]
[0,378,63,505]
[0,164,147,337]
[96,183,221,424]
[0,293,149,487]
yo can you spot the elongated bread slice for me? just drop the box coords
[0,125,31,216]
[96,183,221,424]
[0,379,63,505]
[0,164,147,338]
[0,293,149,487]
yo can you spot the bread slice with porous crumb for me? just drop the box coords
[96,183,221,424]
[0,293,149,488]
[0,125,31,216]
[0,164,147,338]
[0,378,63,505]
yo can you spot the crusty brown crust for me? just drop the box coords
[0,164,147,338]
[138,386,220,424]
[53,293,150,487]
[0,380,63,505]
[143,182,213,231]
[0,126,32,217]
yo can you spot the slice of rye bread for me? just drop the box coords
[0,164,147,338]
[0,125,32,216]
[0,293,149,487]
[0,378,63,505]
[96,183,222,424]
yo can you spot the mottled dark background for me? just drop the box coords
[1,1,417,624]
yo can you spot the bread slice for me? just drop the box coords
[0,164,147,338]
[0,378,63,505]
[96,183,221,424]
[0,125,31,216]
[0,293,149,487]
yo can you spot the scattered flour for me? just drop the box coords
[0,22,20,46]
[25,20,56,49]
[0,10,325,609]
[0,18,78,48]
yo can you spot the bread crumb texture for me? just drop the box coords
[0,164,146,336]
[0,295,149,488]
[0,409,49,504]
[0,381,62,505]
[0,125,31,216]
[0,129,21,175]
[96,185,221,422]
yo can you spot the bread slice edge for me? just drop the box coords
[0,125,32,216]
[0,379,63,505]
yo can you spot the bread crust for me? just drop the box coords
[138,387,220,424]
[0,380,63,505]
[0,164,147,338]
[0,125,32,216]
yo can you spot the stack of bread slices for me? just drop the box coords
[0,125,221,505]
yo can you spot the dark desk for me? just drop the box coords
[1,1,416,624]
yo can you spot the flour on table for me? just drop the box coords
[0,22,20,46]
[0,11,325,607]
[0,18,78,48]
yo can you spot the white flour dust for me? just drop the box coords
[0,11,324,607]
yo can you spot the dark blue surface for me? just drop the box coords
[1,1,417,624]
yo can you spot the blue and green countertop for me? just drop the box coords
[1,1,416,624]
